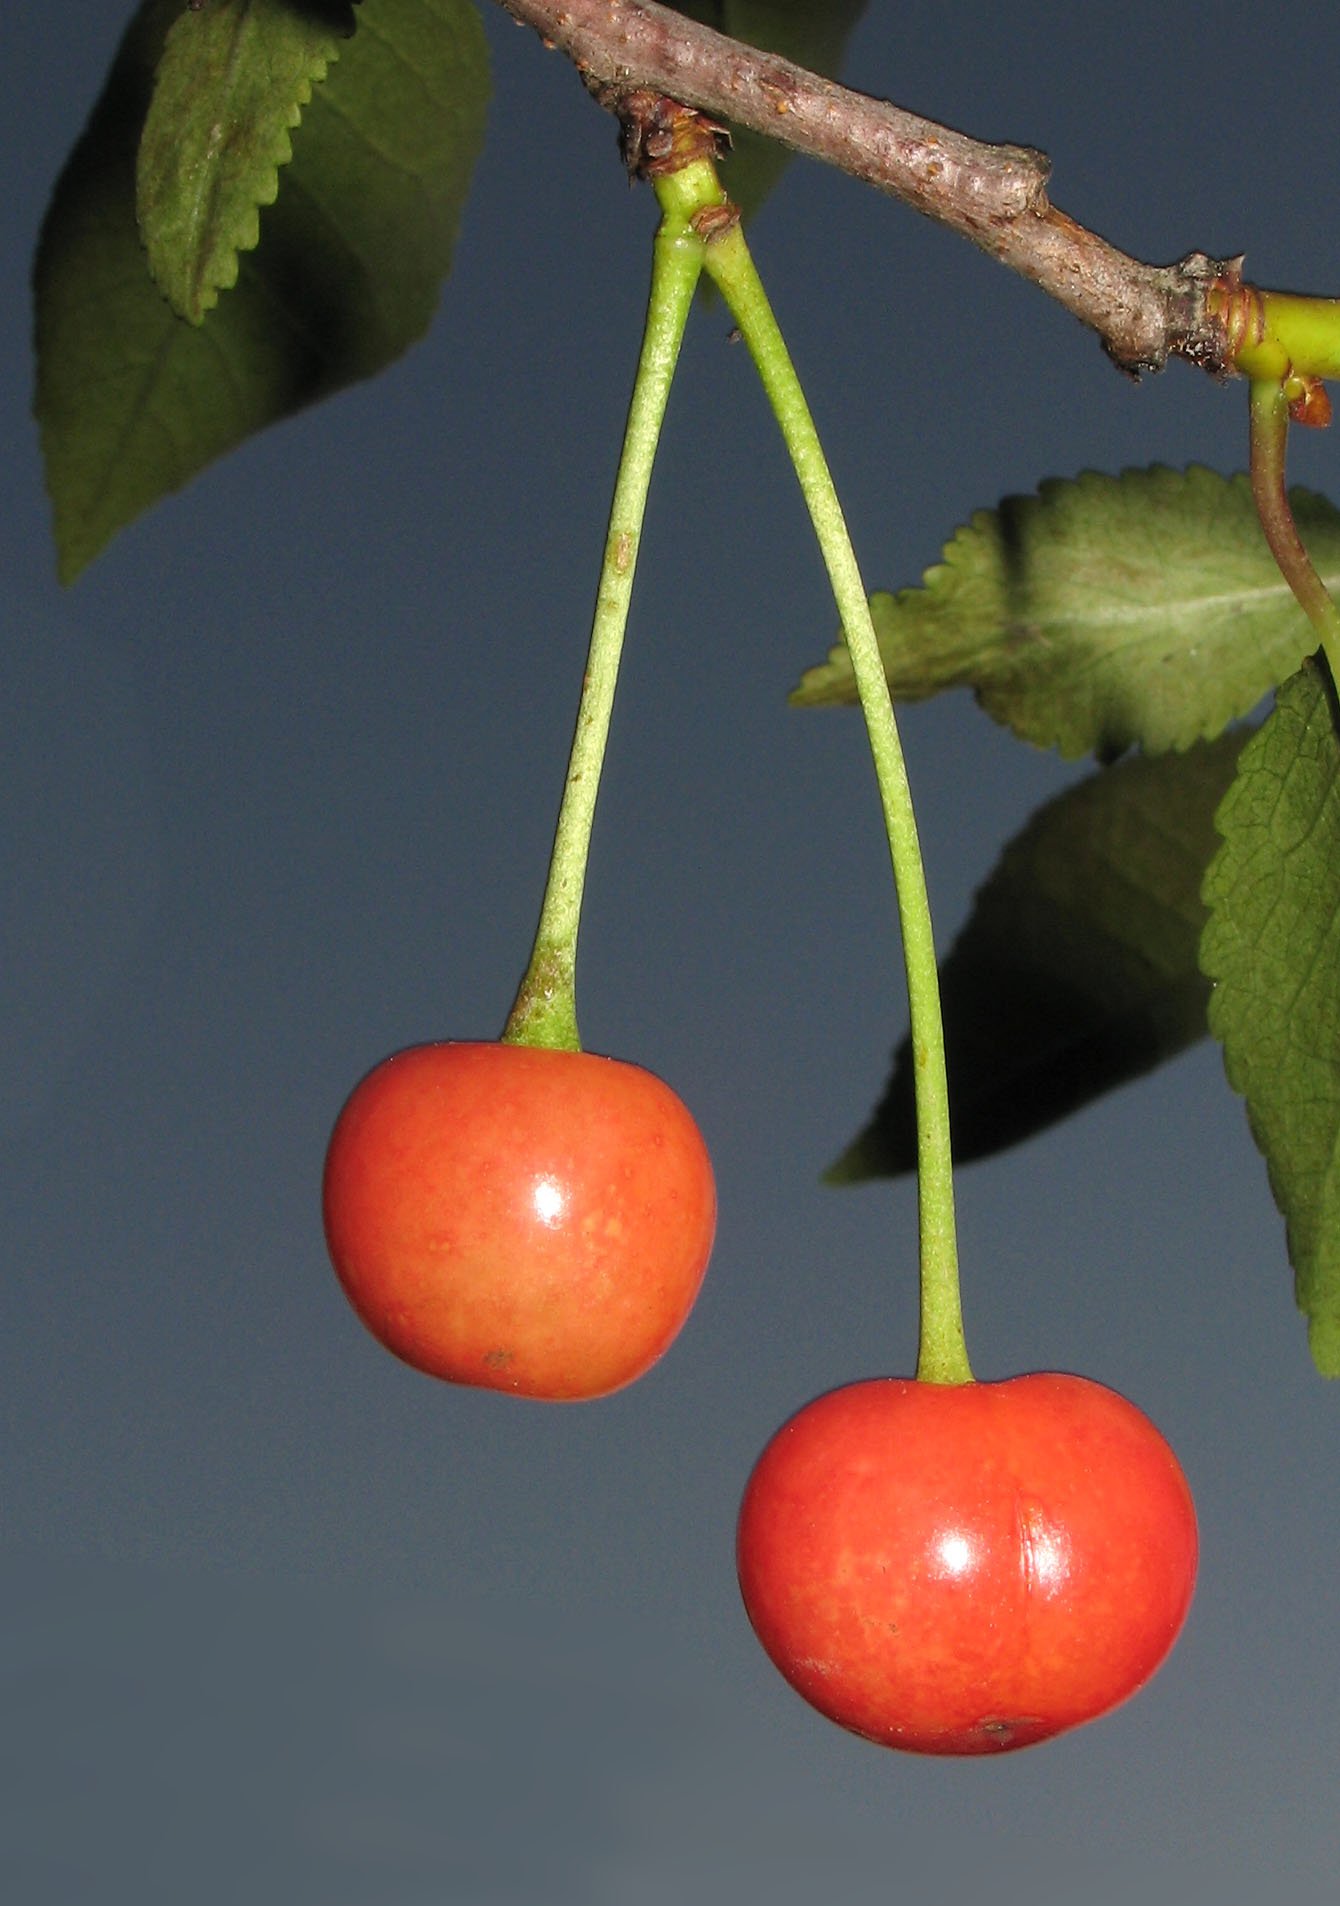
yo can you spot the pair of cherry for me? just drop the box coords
[322,1037,1197,1757]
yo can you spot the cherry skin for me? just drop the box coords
[323,1041,716,1400]
[736,1373,1197,1754]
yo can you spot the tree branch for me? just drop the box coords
[494,0,1235,377]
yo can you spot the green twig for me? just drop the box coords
[1215,282,1340,385]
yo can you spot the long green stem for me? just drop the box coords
[503,201,705,1050]
[1248,376,1340,683]
[677,184,968,1384]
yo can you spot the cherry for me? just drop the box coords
[323,1040,716,1400]
[736,1372,1197,1754]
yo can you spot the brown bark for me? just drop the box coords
[495,0,1236,376]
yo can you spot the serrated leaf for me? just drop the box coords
[830,732,1248,1183]
[1201,661,1340,1375]
[138,0,358,324]
[793,467,1339,759]
[672,2,868,220]
[34,0,489,582]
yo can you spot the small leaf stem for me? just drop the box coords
[671,176,969,1383]
[503,195,705,1050]
[1248,376,1340,683]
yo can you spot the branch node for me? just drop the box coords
[1168,251,1245,376]
[596,85,729,181]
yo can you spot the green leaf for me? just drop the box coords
[672,2,868,221]
[34,0,489,581]
[1201,661,1340,1375]
[138,0,358,324]
[829,732,1248,1183]
[792,467,1339,759]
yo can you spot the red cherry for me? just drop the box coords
[323,1041,716,1400]
[736,1373,1197,1754]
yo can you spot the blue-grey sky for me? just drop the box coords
[6,4,1340,1901]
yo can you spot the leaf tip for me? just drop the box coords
[822,1126,913,1186]
[1307,1311,1340,1377]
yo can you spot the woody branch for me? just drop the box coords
[495,0,1238,377]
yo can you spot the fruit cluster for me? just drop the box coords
[321,146,1197,1757]
[323,1042,1196,1752]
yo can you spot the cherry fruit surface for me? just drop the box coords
[737,1372,1197,1754]
[324,1040,716,1400]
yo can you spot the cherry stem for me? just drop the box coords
[502,193,705,1051]
[666,166,969,1384]
[1247,376,1340,681]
